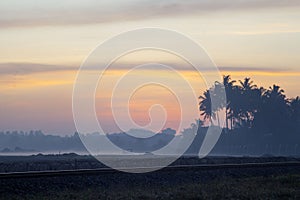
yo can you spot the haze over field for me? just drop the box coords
[0,0,299,135]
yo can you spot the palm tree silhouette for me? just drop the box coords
[237,78,258,127]
[239,77,257,91]
[199,82,226,127]
[223,75,236,130]
[261,85,288,136]
[213,81,226,126]
[265,85,286,101]
[198,76,299,142]
[199,89,215,125]
[290,96,300,131]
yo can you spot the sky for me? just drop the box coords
[0,0,299,135]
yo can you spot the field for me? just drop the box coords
[0,153,299,172]
[0,155,300,199]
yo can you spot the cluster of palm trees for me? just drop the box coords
[199,75,300,135]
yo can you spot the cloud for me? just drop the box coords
[0,62,295,76]
[228,30,300,35]
[0,63,76,75]
[0,0,300,28]
[218,66,292,73]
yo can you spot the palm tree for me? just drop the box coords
[223,75,236,130]
[199,81,226,127]
[239,77,257,91]
[290,97,300,115]
[251,87,266,130]
[199,89,215,125]
[265,85,286,100]
[290,97,300,130]
[261,85,289,136]
[212,81,226,126]
[229,85,242,129]
[238,78,258,127]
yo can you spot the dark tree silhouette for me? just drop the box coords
[212,81,226,126]
[199,77,299,135]
[290,97,300,132]
[261,85,289,136]
[237,78,258,127]
[199,81,226,127]
[199,89,215,125]
[223,75,236,130]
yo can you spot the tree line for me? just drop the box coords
[199,75,300,137]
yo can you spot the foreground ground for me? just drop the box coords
[1,174,299,199]
[0,158,300,199]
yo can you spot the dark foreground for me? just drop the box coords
[1,161,300,199]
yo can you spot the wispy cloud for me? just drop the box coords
[228,30,300,36]
[1,0,300,29]
[218,66,292,72]
[0,63,76,75]
[0,62,296,76]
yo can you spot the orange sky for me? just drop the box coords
[0,67,299,135]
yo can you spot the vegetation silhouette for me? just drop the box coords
[196,75,300,156]
[199,75,299,131]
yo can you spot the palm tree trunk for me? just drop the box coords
[210,117,214,126]
[216,112,220,127]
[225,108,229,131]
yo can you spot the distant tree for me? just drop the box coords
[160,128,176,136]
[196,119,205,128]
